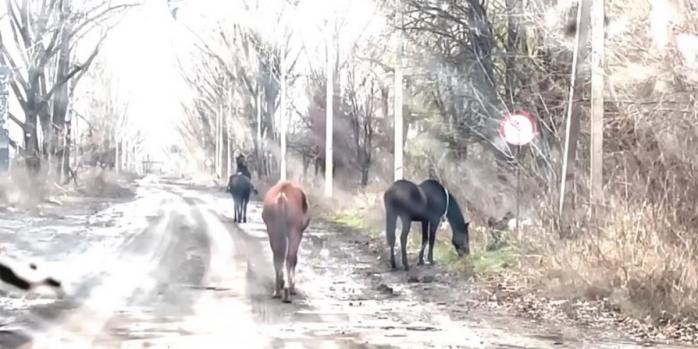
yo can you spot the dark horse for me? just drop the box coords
[227,173,255,223]
[227,154,258,223]
[261,181,310,303]
[383,179,470,270]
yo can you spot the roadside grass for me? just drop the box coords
[307,180,698,343]
[324,208,518,278]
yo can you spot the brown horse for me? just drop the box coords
[261,180,311,303]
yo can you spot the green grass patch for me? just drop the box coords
[325,210,382,236]
[430,239,517,276]
[469,247,517,274]
[325,210,518,277]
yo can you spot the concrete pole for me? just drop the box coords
[590,0,605,210]
[393,0,404,181]
[279,53,287,181]
[559,0,591,217]
[324,18,334,197]
[256,89,262,166]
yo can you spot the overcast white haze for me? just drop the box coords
[2,0,383,172]
[107,0,380,163]
[99,0,187,161]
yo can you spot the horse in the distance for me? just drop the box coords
[383,179,470,270]
[261,181,311,303]
[227,173,256,223]
[227,154,258,223]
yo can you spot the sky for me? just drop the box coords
[99,0,188,161]
[91,0,382,163]
[2,0,383,170]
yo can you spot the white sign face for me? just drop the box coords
[499,112,536,146]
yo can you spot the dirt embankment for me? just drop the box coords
[0,167,138,214]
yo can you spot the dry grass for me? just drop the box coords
[525,199,698,322]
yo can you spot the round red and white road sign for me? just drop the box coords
[499,111,537,146]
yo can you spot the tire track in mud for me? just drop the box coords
[92,197,213,346]
[191,187,689,349]
[92,187,266,348]
[180,192,396,349]
[21,215,176,347]
[0,186,218,348]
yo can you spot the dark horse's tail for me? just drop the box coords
[384,197,397,238]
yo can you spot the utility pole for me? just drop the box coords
[115,132,120,174]
[324,16,334,197]
[221,103,225,180]
[0,66,11,173]
[590,0,605,212]
[256,89,262,170]
[559,0,592,219]
[223,83,232,180]
[279,52,287,181]
[216,103,222,178]
[393,0,404,181]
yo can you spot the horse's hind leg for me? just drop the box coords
[385,206,398,270]
[242,198,248,223]
[427,220,439,264]
[399,215,411,271]
[418,221,428,265]
[285,229,302,300]
[272,250,285,299]
[236,200,242,223]
[233,199,239,223]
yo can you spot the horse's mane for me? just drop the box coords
[446,195,468,232]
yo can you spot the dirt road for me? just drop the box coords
[0,177,692,348]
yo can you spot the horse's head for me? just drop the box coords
[443,193,470,257]
[451,221,470,257]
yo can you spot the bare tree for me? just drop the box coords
[344,66,379,186]
[0,0,136,182]
[177,5,303,178]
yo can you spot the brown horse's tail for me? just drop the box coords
[276,192,289,255]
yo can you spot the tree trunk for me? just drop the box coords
[505,0,522,109]
[50,0,72,182]
[62,118,72,184]
[24,68,42,176]
[360,160,369,186]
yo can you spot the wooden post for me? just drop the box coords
[324,17,334,197]
[590,0,605,211]
[559,0,591,221]
[394,0,404,181]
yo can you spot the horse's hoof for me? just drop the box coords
[272,293,281,299]
[282,289,291,303]
[290,288,297,295]
[417,260,425,266]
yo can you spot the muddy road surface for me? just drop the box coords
[0,177,692,348]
